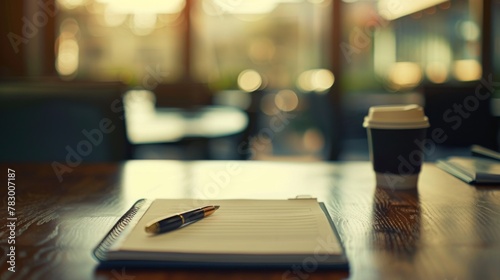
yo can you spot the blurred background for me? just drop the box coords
[1,0,500,163]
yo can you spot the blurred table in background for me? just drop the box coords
[124,89,248,159]
[1,161,499,280]
[126,106,248,144]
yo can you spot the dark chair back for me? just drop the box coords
[153,82,213,108]
[0,81,130,162]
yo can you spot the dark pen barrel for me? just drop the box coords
[155,209,204,233]
[156,215,184,233]
[182,209,205,223]
[145,205,220,234]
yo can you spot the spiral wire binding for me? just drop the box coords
[93,199,147,261]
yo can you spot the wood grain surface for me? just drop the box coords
[1,161,499,280]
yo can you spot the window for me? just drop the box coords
[341,0,483,93]
[55,0,335,93]
[56,0,186,84]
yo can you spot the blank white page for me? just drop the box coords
[110,199,342,261]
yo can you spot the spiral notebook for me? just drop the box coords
[93,198,348,268]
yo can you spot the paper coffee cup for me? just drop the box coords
[363,105,430,189]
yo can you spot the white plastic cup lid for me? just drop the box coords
[363,104,430,129]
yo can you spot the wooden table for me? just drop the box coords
[1,161,499,280]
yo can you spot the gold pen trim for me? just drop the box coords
[178,214,185,225]
[205,205,220,217]
[145,222,159,234]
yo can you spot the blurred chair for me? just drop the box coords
[0,81,130,162]
[307,92,342,161]
[423,82,498,158]
[153,82,213,108]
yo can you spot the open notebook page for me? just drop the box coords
[108,199,343,263]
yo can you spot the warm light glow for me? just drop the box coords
[297,69,335,93]
[297,70,314,92]
[57,0,87,9]
[374,29,396,78]
[302,128,324,152]
[59,18,80,36]
[56,38,79,77]
[378,0,449,20]
[274,90,299,112]
[388,62,422,90]
[103,0,185,14]
[133,13,157,29]
[307,0,327,4]
[228,0,278,14]
[203,0,276,15]
[423,37,451,83]
[131,13,157,35]
[312,69,335,92]
[124,89,156,117]
[453,60,482,81]
[103,7,127,27]
[425,62,448,83]
[57,18,80,77]
[202,0,305,16]
[85,1,106,15]
[248,38,276,64]
[238,69,263,92]
[459,20,480,41]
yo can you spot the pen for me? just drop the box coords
[145,205,220,234]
